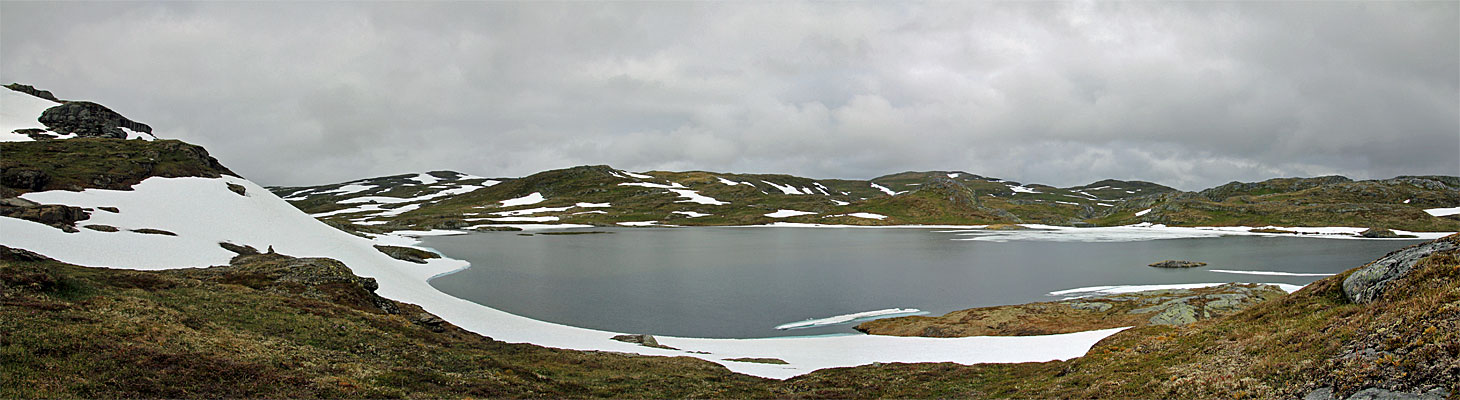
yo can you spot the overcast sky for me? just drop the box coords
[2,2,1455,190]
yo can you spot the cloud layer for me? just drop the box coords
[2,2,1455,190]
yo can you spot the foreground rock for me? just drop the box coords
[1343,235,1460,303]
[856,283,1286,337]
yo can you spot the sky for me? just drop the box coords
[1,1,1456,190]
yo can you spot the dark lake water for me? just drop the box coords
[423,227,1420,338]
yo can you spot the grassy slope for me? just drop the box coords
[0,248,773,398]
[0,139,236,195]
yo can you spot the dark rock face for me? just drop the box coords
[226,182,247,196]
[0,202,90,232]
[1343,237,1460,303]
[37,101,153,139]
[1,169,50,191]
[4,83,61,102]
[1149,260,1208,268]
[218,242,260,256]
[0,245,55,262]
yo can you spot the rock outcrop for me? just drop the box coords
[1342,236,1460,303]
[1149,260,1207,268]
[37,101,153,139]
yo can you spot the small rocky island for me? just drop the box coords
[1148,260,1207,268]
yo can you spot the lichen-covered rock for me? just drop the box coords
[1148,302,1199,325]
[1343,237,1460,303]
[192,253,400,314]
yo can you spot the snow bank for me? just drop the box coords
[774,308,925,330]
[1134,208,1152,217]
[0,176,1129,380]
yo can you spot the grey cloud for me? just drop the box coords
[2,1,1454,190]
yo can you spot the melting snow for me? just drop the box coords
[847,212,887,220]
[947,173,960,178]
[622,171,655,179]
[1135,208,1152,217]
[716,177,745,186]
[500,192,546,207]
[576,202,611,208]
[831,199,850,206]
[617,221,659,226]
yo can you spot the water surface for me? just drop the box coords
[424,227,1419,338]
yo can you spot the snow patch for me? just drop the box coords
[622,171,655,179]
[493,206,574,216]
[617,221,659,226]
[1424,207,1460,217]
[576,202,611,208]
[1135,208,1152,217]
[762,181,806,195]
[409,173,440,185]
[500,192,546,207]
[672,211,712,218]
[846,212,887,220]
[765,209,817,218]
[869,182,902,196]
[1008,185,1040,194]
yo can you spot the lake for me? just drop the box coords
[423,227,1420,338]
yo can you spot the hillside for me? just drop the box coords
[271,165,1458,233]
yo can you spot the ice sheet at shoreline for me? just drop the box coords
[774,308,926,330]
[947,224,1453,243]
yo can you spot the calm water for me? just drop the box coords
[423,227,1419,338]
